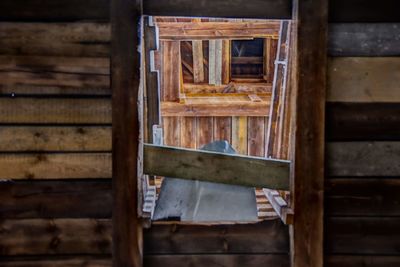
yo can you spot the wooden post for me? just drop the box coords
[290,0,327,267]
[111,0,143,266]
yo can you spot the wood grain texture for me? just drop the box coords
[145,220,289,254]
[326,255,400,267]
[231,116,248,155]
[0,153,111,179]
[328,23,400,56]
[0,0,110,22]
[213,117,231,144]
[327,142,400,177]
[0,126,111,152]
[326,102,400,141]
[143,144,290,190]
[145,254,290,267]
[192,41,204,83]
[248,117,265,157]
[325,178,400,216]
[326,217,400,254]
[0,23,110,57]
[111,0,142,265]
[180,117,197,149]
[0,180,111,218]
[161,41,181,101]
[0,257,111,267]
[329,0,400,22]
[291,0,327,266]
[328,57,400,103]
[0,219,112,255]
[197,117,213,148]
[143,0,292,19]
[163,117,180,147]
[0,98,111,124]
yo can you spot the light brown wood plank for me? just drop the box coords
[144,144,290,190]
[180,117,196,149]
[213,117,231,143]
[248,117,265,157]
[161,41,181,101]
[197,117,214,148]
[0,23,110,57]
[232,116,248,155]
[221,40,230,84]
[192,40,205,83]
[161,101,270,117]
[163,117,180,147]
[0,153,111,179]
[0,126,111,152]
[0,98,111,124]
[328,57,400,103]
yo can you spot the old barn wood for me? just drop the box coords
[0,0,399,267]
[143,144,290,190]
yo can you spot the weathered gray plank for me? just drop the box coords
[143,0,292,19]
[328,23,400,56]
[327,57,400,103]
[327,142,400,177]
[143,144,290,190]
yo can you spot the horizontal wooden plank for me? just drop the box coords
[144,0,292,19]
[325,178,400,216]
[0,153,111,179]
[326,255,400,267]
[0,56,110,95]
[327,142,400,177]
[157,21,280,40]
[0,0,110,22]
[327,57,400,103]
[329,0,400,22]
[0,180,111,218]
[328,23,400,56]
[326,102,400,141]
[326,217,400,255]
[143,144,290,190]
[0,257,111,267]
[0,219,289,256]
[0,23,110,57]
[0,219,112,255]
[184,83,272,95]
[0,126,111,152]
[161,101,270,117]
[144,254,290,267]
[0,98,111,124]
[145,220,289,254]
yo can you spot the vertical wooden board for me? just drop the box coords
[196,117,214,148]
[268,39,279,83]
[192,40,205,83]
[162,117,180,147]
[248,117,265,157]
[221,40,231,84]
[232,116,248,155]
[180,117,197,149]
[208,40,222,86]
[264,38,271,81]
[214,117,231,143]
[161,41,181,101]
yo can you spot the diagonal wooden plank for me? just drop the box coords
[143,143,290,190]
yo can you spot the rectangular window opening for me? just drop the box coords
[141,16,294,225]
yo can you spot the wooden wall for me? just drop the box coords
[324,13,400,267]
[1,1,399,267]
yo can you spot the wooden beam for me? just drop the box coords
[208,40,222,86]
[156,21,280,40]
[143,0,292,19]
[291,0,327,267]
[143,144,290,190]
[183,83,272,95]
[263,189,293,225]
[192,40,204,83]
[111,0,142,266]
[161,100,270,117]
[161,41,181,101]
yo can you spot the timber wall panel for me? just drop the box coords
[326,19,400,267]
